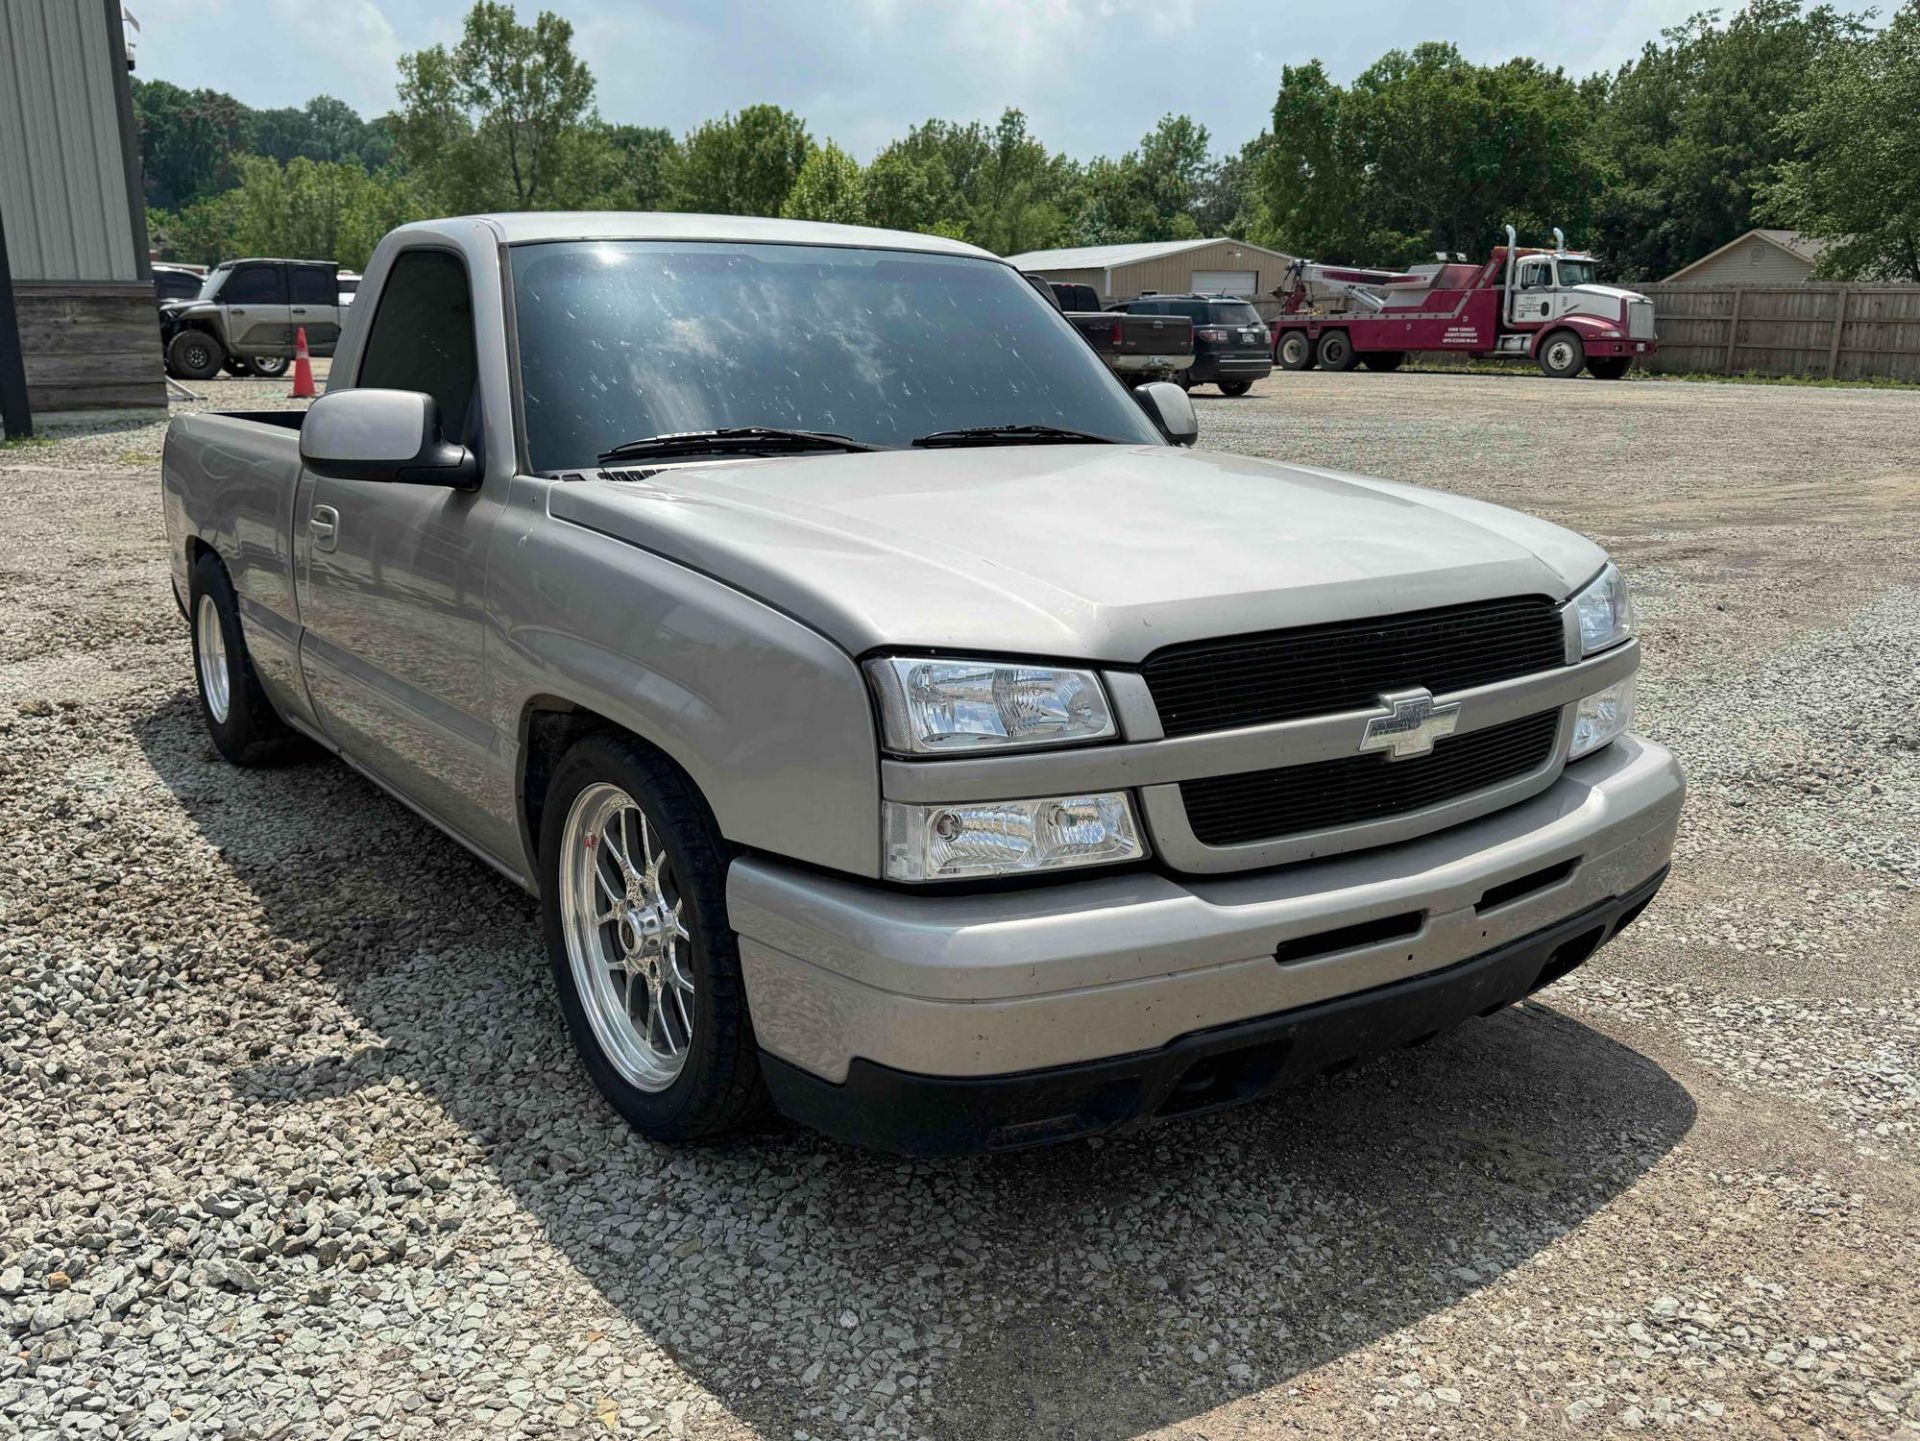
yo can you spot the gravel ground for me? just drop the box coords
[2,368,1918,1440]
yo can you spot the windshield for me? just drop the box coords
[508,240,1164,471]
[194,267,229,303]
[1557,259,1600,288]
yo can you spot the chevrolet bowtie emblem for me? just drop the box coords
[1358,687,1461,760]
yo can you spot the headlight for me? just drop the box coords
[1570,562,1633,656]
[883,793,1144,881]
[866,657,1116,754]
[1570,675,1636,759]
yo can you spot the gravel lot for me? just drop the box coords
[3,368,1918,1440]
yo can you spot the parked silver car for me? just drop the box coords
[161,213,1682,1154]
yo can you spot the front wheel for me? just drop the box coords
[1275,331,1315,371]
[540,734,771,1143]
[1587,356,1631,380]
[1537,331,1585,379]
[1218,378,1253,397]
[167,330,224,382]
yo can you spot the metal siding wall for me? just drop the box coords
[0,0,137,281]
[1109,241,1295,301]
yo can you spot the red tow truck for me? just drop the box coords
[1270,226,1659,380]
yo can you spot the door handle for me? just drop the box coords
[231,308,247,315]
[310,504,339,553]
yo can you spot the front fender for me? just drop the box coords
[488,489,884,880]
[1529,315,1618,355]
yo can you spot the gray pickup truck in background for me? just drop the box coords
[162,213,1682,1155]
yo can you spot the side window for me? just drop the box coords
[356,250,479,441]
[289,267,336,305]
[1172,301,1209,322]
[223,264,286,305]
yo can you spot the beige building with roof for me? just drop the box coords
[1663,230,1833,285]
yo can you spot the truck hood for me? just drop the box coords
[1571,283,1648,305]
[547,445,1605,662]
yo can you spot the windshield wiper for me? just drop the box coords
[597,427,884,466]
[910,424,1119,449]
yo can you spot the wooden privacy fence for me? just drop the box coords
[1634,282,1920,382]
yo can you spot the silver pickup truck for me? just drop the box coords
[162,213,1683,1155]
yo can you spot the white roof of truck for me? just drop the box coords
[1006,237,1297,271]
[453,211,997,259]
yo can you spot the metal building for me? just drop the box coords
[1005,237,1298,305]
[0,0,163,427]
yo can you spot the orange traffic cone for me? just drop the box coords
[289,326,316,399]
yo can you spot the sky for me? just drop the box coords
[123,0,1882,162]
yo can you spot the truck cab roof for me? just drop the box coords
[452,211,999,261]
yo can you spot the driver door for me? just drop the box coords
[295,247,507,856]
[1510,258,1556,324]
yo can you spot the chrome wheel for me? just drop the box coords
[559,782,694,1092]
[1545,339,1578,374]
[195,593,230,724]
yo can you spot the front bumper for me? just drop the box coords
[763,867,1666,1155]
[1585,337,1658,358]
[731,734,1683,1152]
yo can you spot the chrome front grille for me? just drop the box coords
[1628,300,1656,340]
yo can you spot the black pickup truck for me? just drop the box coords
[1025,276,1193,386]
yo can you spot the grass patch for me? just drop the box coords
[0,433,56,451]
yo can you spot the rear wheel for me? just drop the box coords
[1537,331,1585,379]
[249,355,291,378]
[540,733,771,1143]
[1316,330,1357,372]
[1587,356,1631,380]
[167,330,224,382]
[1276,331,1315,371]
[1360,352,1405,372]
[1218,378,1253,397]
[188,550,306,766]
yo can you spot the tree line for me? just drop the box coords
[139,0,1919,282]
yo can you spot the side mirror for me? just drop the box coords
[299,388,479,489]
[1134,380,1198,448]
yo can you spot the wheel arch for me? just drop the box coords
[515,695,730,894]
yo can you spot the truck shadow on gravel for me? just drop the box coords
[139,694,1696,1441]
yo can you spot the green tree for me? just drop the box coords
[1073,114,1213,243]
[1588,0,1870,278]
[1259,60,1371,259]
[781,141,866,224]
[674,105,811,216]
[1764,2,1920,279]
[392,0,606,211]
[152,157,421,271]
[862,143,946,232]
[250,95,394,172]
[606,125,679,211]
[130,78,249,209]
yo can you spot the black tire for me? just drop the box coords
[1361,352,1405,372]
[1218,378,1253,396]
[249,355,291,378]
[1537,330,1585,379]
[1316,330,1358,372]
[187,550,306,766]
[167,330,225,381]
[539,732,772,1144]
[1275,331,1315,371]
[1587,356,1631,380]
